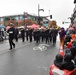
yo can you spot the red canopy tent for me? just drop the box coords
[6,26,11,30]
[27,24,39,29]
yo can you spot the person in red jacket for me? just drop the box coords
[65,39,73,54]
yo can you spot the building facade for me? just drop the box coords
[0,13,50,27]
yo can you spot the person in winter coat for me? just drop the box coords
[61,53,75,71]
[7,23,15,50]
[64,35,72,45]
[40,29,45,42]
[59,27,66,49]
[74,55,76,68]
[25,28,29,41]
[35,29,40,43]
[28,28,33,42]
[70,46,76,59]
[54,54,63,69]
[21,28,25,42]
[14,28,19,42]
[51,27,58,45]
[44,28,50,44]
[74,56,76,68]
[65,41,73,54]
[72,35,76,47]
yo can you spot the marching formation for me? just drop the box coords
[6,23,59,50]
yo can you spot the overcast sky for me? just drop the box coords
[0,0,75,27]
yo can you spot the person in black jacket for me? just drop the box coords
[25,28,29,41]
[21,28,25,42]
[35,29,40,43]
[40,29,45,42]
[70,46,76,59]
[14,28,19,42]
[51,27,58,45]
[28,28,33,42]
[74,55,76,68]
[64,35,72,45]
[45,28,50,44]
[61,53,75,71]
[54,54,63,69]
[7,23,15,50]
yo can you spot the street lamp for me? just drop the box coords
[38,4,44,25]
[49,10,52,19]
[38,4,44,16]
[74,0,76,4]
[24,12,28,27]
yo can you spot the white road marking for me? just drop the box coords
[33,44,49,51]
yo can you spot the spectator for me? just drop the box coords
[65,39,73,54]
[54,54,63,69]
[64,35,72,45]
[70,46,76,59]
[59,27,66,49]
[61,53,75,71]
[72,35,76,47]
[74,55,76,68]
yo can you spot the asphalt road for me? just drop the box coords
[0,38,60,75]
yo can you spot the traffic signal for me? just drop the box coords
[74,0,76,3]
[50,15,52,19]
[62,22,64,24]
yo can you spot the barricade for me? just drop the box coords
[49,64,76,75]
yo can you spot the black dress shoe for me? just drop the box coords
[13,44,15,48]
[9,48,12,50]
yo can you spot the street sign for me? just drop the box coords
[64,22,70,23]
[62,22,70,24]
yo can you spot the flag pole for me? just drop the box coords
[38,4,40,17]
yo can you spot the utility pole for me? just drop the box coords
[74,0,76,4]
[38,4,44,25]
[38,4,40,17]
[38,4,40,25]
[49,10,50,16]
[24,12,28,28]
[49,10,50,19]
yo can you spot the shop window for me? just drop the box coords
[44,21,48,26]
[0,18,3,22]
[28,16,31,19]
[11,16,15,20]
[4,17,10,21]
[15,16,18,20]
[20,15,24,20]
[32,17,36,20]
